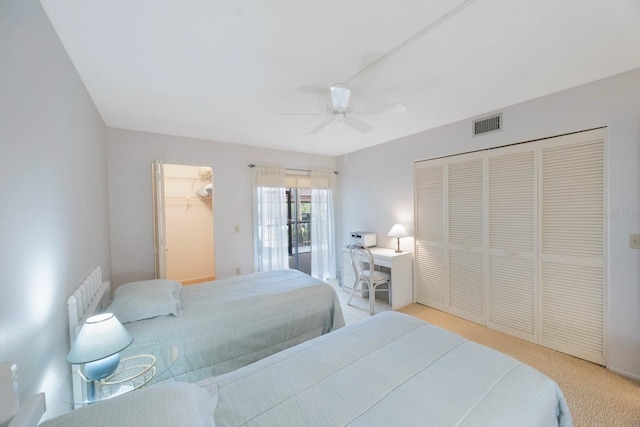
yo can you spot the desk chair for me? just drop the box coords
[348,242,391,315]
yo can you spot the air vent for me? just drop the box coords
[473,114,502,136]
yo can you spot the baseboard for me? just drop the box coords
[181,276,215,286]
[608,366,640,382]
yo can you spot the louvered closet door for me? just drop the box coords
[414,161,447,310]
[447,153,485,324]
[539,129,605,365]
[487,146,537,342]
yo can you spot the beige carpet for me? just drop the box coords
[335,287,640,427]
[399,304,640,427]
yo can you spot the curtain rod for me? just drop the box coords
[248,164,338,174]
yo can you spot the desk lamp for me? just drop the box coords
[387,224,409,253]
[66,313,132,401]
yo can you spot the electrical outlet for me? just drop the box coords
[630,234,640,249]
[235,267,241,275]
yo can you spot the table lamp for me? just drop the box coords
[66,313,133,400]
[387,224,409,253]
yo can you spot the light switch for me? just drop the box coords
[234,225,240,233]
[630,234,640,249]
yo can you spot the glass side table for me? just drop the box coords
[64,344,179,406]
[94,353,156,400]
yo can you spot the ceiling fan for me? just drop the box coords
[277,83,406,135]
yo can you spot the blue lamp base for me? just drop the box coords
[84,353,120,381]
[84,353,121,402]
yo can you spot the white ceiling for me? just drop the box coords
[40,0,640,157]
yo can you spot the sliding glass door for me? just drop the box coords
[287,188,311,274]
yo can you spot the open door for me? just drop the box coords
[152,161,216,284]
[152,160,167,279]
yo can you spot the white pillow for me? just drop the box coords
[107,279,183,323]
[40,382,217,427]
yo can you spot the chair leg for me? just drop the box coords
[369,291,375,315]
[369,281,376,315]
[369,281,390,315]
[347,279,362,306]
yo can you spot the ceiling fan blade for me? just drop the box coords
[352,102,406,115]
[276,111,324,116]
[296,85,328,95]
[344,116,374,134]
[306,118,334,135]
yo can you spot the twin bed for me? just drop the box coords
[67,268,345,403]
[59,268,572,426]
[116,269,345,382]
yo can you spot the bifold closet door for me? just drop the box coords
[414,152,488,325]
[539,129,605,365]
[447,153,485,324]
[414,128,605,365]
[414,161,446,311]
[487,146,537,342]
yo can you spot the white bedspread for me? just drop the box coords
[42,311,570,427]
[121,269,345,383]
[210,311,572,427]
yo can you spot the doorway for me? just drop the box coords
[287,187,311,275]
[152,162,215,284]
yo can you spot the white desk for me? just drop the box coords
[341,247,413,310]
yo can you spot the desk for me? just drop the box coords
[341,247,412,310]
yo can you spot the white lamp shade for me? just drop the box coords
[66,313,133,364]
[387,224,409,239]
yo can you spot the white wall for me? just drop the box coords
[0,0,110,419]
[337,68,640,379]
[2,3,636,418]
[107,128,336,285]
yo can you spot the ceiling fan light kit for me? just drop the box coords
[329,83,351,112]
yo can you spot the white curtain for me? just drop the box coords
[252,164,289,272]
[310,169,336,281]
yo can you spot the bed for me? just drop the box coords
[67,267,345,404]
[51,311,571,426]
